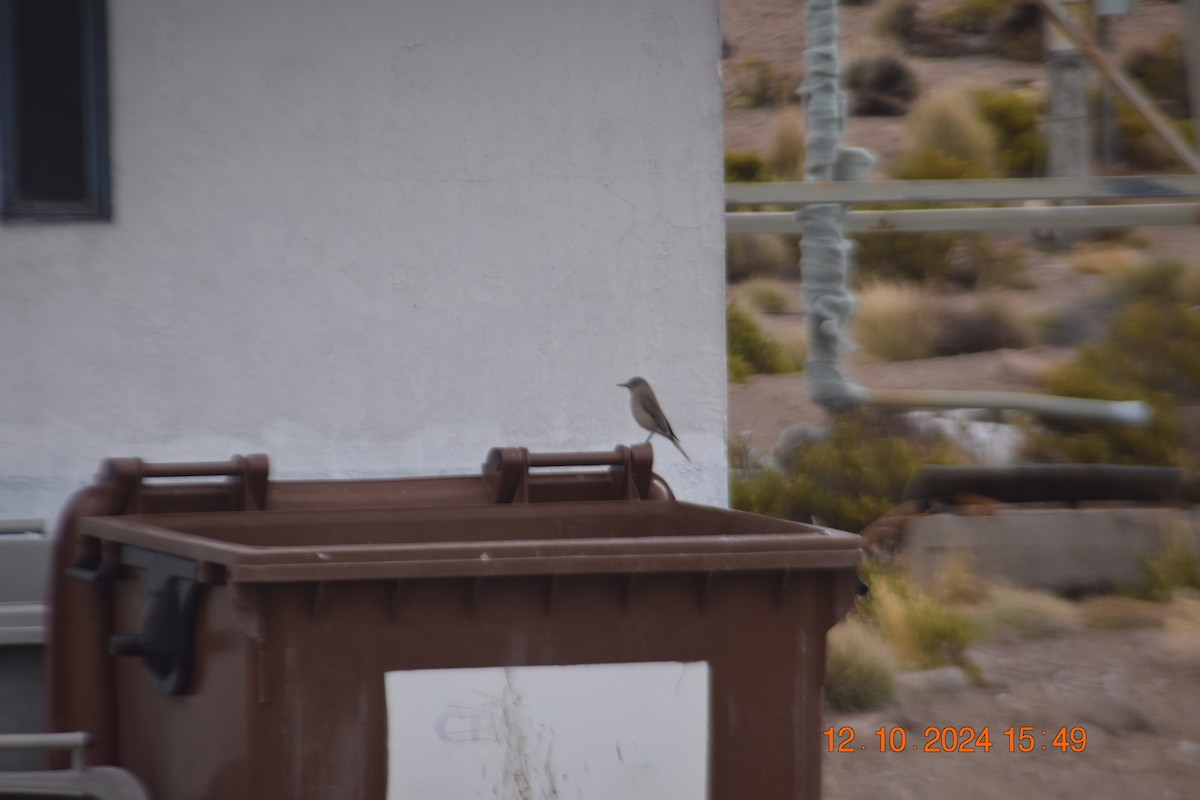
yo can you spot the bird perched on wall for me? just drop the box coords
[618,377,690,461]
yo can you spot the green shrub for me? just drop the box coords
[825,616,897,711]
[1113,97,1196,172]
[725,150,769,183]
[1124,33,1189,119]
[1091,301,1200,401]
[726,302,802,380]
[854,226,962,285]
[1110,257,1186,303]
[973,87,1046,177]
[891,148,997,180]
[731,410,961,531]
[1133,527,1200,602]
[1022,300,1200,466]
[861,567,977,669]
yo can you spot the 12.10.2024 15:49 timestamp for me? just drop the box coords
[824,725,1088,754]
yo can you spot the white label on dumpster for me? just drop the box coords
[385,661,709,799]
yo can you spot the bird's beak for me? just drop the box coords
[617,382,628,388]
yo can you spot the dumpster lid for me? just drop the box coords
[78,502,860,584]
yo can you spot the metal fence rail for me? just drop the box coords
[725,175,1200,234]
[726,175,1200,205]
[728,203,1200,234]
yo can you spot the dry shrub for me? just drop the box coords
[937,0,1012,34]
[738,278,791,313]
[931,297,1033,356]
[949,234,1032,289]
[1163,594,1200,675]
[988,0,1043,62]
[727,233,792,282]
[825,615,898,711]
[923,551,991,605]
[845,52,920,117]
[973,585,1078,639]
[1069,242,1146,277]
[1079,595,1167,630]
[1177,262,1200,306]
[779,331,809,371]
[854,283,940,362]
[766,110,806,180]
[874,0,989,57]
[902,89,998,175]
[730,56,800,108]
[874,0,921,41]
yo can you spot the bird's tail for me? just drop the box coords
[670,436,691,462]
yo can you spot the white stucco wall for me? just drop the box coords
[0,0,727,525]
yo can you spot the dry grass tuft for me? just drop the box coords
[902,88,998,175]
[923,551,991,605]
[972,585,1079,639]
[864,567,977,669]
[825,615,898,711]
[853,283,940,362]
[737,278,791,313]
[766,110,806,180]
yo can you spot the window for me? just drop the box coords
[0,0,110,220]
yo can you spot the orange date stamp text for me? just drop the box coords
[824,725,1088,754]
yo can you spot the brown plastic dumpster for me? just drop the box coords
[48,447,861,800]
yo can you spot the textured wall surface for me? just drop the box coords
[0,0,726,524]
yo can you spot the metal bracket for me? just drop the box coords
[107,546,203,696]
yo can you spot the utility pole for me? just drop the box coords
[1095,0,1132,168]
[1044,0,1092,246]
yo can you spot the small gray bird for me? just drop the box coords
[618,377,690,461]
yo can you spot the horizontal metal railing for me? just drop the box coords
[726,175,1200,234]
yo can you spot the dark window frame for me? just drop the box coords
[0,0,111,221]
